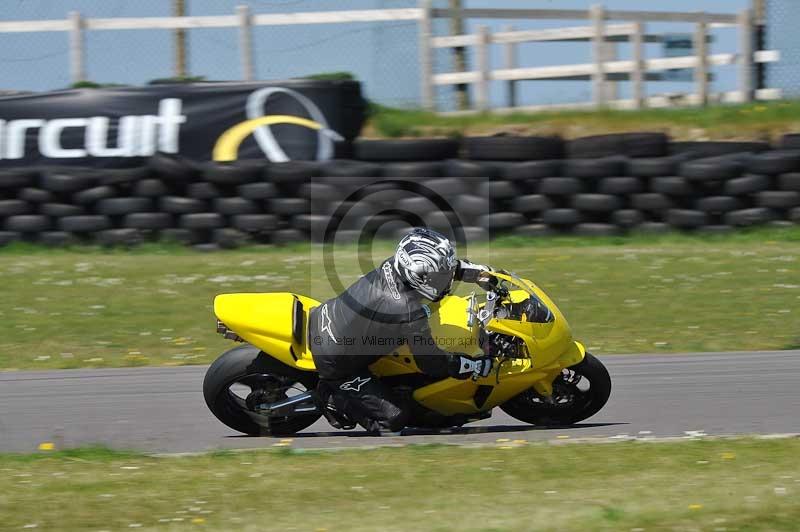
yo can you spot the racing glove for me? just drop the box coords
[457,260,498,292]
[448,354,494,380]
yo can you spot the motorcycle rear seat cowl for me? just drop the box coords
[214,292,320,370]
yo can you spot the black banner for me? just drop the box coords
[0,80,366,168]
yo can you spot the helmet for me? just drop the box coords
[393,228,457,301]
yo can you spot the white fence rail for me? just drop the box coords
[0,2,781,113]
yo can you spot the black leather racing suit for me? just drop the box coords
[308,258,488,433]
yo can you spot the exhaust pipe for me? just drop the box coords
[255,391,320,417]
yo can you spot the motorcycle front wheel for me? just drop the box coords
[203,345,321,436]
[500,353,611,426]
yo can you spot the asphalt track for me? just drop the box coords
[1,351,798,453]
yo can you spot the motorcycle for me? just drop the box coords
[203,270,611,435]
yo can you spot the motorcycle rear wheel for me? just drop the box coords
[500,353,611,425]
[203,345,321,436]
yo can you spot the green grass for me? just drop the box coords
[1,438,799,531]
[366,100,800,140]
[1,227,799,370]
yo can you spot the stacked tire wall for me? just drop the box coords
[1,132,800,248]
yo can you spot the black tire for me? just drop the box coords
[204,345,320,436]
[680,156,744,181]
[212,228,250,249]
[214,197,260,216]
[778,173,800,192]
[567,132,668,159]
[299,183,341,201]
[574,223,620,236]
[542,208,582,226]
[320,160,382,180]
[450,194,493,218]
[443,159,497,178]
[669,141,770,158]
[40,169,94,193]
[756,191,800,209]
[725,207,777,227]
[271,228,307,245]
[381,162,441,179]
[563,157,625,179]
[97,167,151,186]
[148,152,198,182]
[202,162,262,185]
[637,221,671,234]
[159,196,208,214]
[631,193,673,212]
[232,214,279,233]
[238,182,278,200]
[423,177,470,198]
[626,155,685,178]
[725,174,771,196]
[666,209,707,229]
[59,215,111,233]
[747,150,800,175]
[463,136,563,161]
[500,160,562,181]
[790,207,800,223]
[355,139,459,162]
[0,170,36,189]
[38,204,81,218]
[597,177,643,195]
[476,212,526,232]
[96,228,144,247]
[611,209,644,228]
[475,180,520,200]
[779,134,800,150]
[180,213,225,230]
[19,188,55,204]
[4,215,50,233]
[571,193,622,212]
[0,231,21,246]
[267,198,310,217]
[695,196,743,214]
[500,353,611,425]
[38,231,77,247]
[651,176,696,197]
[124,212,173,230]
[539,177,583,196]
[264,162,318,185]
[511,194,553,214]
[97,197,154,216]
[0,200,32,217]
[188,182,223,200]
[73,186,117,206]
[133,179,169,197]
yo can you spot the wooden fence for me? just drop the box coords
[0,2,781,112]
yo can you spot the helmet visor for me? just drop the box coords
[425,269,456,301]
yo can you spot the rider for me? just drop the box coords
[308,227,498,434]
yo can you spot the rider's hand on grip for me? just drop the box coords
[449,355,494,381]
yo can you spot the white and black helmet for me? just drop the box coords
[393,228,457,301]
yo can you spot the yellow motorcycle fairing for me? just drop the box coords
[213,293,320,371]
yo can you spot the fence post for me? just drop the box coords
[631,21,645,109]
[738,8,754,103]
[694,14,709,106]
[503,24,517,108]
[475,25,490,112]
[590,4,606,107]
[237,5,255,81]
[418,0,434,111]
[68,11,85,84]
